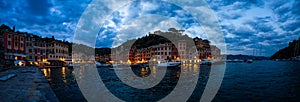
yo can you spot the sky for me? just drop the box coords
[0,0,299,56]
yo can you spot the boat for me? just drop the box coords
[157,60,181,67]
[130,63,148,68]
[96,62,112,68]
[68,64,80,67]
[198,59,225,65]
[246,59,253,63]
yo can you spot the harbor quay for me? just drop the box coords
[0,66,58,102]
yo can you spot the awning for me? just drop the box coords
[13,53,27,57]
[47,60,66,63]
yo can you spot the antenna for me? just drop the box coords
[260,45,262,56]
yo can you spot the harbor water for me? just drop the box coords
[41,60,300,102]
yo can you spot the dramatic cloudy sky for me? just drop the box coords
[1,0,299,56]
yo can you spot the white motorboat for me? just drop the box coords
[157,60,181,67]
[198,59,225,65]
[246,59,253,63]
[96,62,112,67]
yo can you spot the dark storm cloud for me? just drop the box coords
[1,0,91,41]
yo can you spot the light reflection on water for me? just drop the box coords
[40,61,300,102]
[41,67,86,102]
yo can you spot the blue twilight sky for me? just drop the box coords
[0,0,299,56]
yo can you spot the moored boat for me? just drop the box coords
[246,59,253,63]
[157,60,181,67]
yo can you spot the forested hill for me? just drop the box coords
[271,38,300,59]
[116,29,195,49]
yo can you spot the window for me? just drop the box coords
[8,41,11,45]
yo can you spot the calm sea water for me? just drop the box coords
[41,60,300,102]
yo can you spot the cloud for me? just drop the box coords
[2,0,299,56]
[96,0,209,48]
[0,0,92,42]
[205,0,299,56]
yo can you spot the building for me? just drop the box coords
[46,40,69,60]
[111,45,131,64]
[120,43,181,64]
[210,45,221,59]
[25,34,47,65]
[193,37,212,59]
[0,30,4,61]
[150,43,174,62]
[2,31,26,61]
[45,36,69,66]
[110,29,221,64]
[177,40,187,60]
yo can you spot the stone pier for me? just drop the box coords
[0,66,59,102]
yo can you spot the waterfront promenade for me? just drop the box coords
[0,66,58,102]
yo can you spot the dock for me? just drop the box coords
[0,66,59,102]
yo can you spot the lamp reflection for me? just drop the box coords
[62,67,67,83]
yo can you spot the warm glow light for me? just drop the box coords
[14,56,18,60]
[152,66,157,77]
[18,62,23,66]
[42,59,48,62]
[176,57,180,60]
[62,67,67,83]
[42,69,48,77]
[142,59,145,63]
[127,60,131,64]
[62,67,66,76]
[207,57,212,60]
